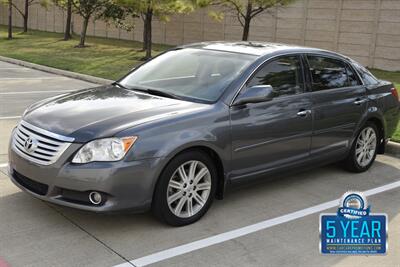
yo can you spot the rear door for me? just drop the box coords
[230,55,313,179]
[305,55,367,156]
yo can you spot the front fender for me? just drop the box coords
[117,102,231,167]
[118,111,232,200]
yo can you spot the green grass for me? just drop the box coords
[0,26,399,142]
[370,69,400,142]
[391,124,400,143]
[370,68,400,92]
[0,26,171,80]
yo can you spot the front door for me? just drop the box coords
[230,55,313,180]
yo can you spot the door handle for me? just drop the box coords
[354,99,367,105]
[297,109,312,117]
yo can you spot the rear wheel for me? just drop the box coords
[344,122,378,172]
[152,151,217,226]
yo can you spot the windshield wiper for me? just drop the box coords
[112,81,128,89]
[131,87,182,100]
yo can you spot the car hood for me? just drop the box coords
[23,85,208,142]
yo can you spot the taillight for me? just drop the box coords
[391,87,399,102]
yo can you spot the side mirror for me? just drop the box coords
[233,85,274,106]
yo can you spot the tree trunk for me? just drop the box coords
[242,17,251,41]
[78,16,89,47]
[8,0,12,39]
[145,10,153,59]
[23,0,28,32]
[143,8,153,60]
[142,16,147,51]
[64,0,72,41]
[241,2,252,41]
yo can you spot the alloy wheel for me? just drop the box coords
[355,127,377,167]
[167,160,212,218]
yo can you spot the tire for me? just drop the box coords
[152,150,217,226]
[344,122,379,173]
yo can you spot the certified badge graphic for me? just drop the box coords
[320,191,387,254]
[338,192,370,219]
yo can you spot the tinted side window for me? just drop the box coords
[246,55,304,98]
[307,56,349,91]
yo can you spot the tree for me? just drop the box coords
[53,0,73,40]
[200,0,294,41]
[3,0,49,33]
[7,0,12,39]
[65,0,72,40]
[71,0,123,47]
[23,0,31,32]
[118,0,194,60]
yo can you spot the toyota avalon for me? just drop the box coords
[8,42,400,226]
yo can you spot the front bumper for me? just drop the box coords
[8,144,165,213]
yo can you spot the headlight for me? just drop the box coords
[72,136,137,163]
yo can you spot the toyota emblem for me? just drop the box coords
[24,137,38,153]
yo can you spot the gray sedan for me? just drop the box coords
[8,42,400,225]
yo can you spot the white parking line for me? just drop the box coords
[0,90,74,95]
[0,116,21,120]
[114,180,400,267]
[0,163,8,168]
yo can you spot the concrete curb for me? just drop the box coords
[0,56,113,85]
[387,141,400,157]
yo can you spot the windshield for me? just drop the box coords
[120,48,256,103]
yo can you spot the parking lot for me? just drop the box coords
[0,60,399,267]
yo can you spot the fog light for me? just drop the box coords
[89,191,102,205]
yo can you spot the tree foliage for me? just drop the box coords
[2,0,295,56]
[117,0,195,59]
[118,0,194,21]
[198,0,295,40]
[68,0,126,47]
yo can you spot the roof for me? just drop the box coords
[180,41,335,57]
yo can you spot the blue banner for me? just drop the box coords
[320,214,387,254]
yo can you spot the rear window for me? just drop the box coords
[351,61,379,85]
[307,56,349,91]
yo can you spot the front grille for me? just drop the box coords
[12,120,74,165]
[13,170,49,196]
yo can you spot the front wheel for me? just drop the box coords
[344,122,379,173]
[152,151,217,226]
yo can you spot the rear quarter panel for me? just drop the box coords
[366,81,400,138]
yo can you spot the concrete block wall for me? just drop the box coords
[0,0,399,71]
